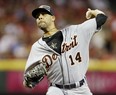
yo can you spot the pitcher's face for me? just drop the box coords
[36,12,55,30]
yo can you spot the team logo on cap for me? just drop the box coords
[39,5,50,12]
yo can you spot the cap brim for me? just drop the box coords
[32,8,53,18]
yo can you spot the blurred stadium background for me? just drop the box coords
[0,0,116,95]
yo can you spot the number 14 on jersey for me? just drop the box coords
[69,52,82,65]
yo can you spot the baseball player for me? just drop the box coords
[23,5,107,95]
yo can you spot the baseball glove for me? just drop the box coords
[24,61,47,88]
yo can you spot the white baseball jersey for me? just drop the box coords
[25,18,99,87]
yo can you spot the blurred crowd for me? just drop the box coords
[0,0,116,59]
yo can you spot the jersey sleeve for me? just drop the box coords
[24,41,44,71]
[96,14,107,29]
[78,18,100,40]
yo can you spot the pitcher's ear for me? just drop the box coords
[52,16,55,21]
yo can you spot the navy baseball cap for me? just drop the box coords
[32,5,53,18]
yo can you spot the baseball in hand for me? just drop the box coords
[86,8,105,19]
[86,8,95,19]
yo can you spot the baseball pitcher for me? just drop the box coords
[23,5,107,95]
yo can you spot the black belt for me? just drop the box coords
[51,79,85,89]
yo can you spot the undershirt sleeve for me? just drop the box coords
[96,14,108,29]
